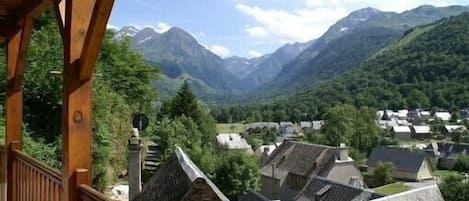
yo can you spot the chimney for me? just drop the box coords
[263,146,270,154]
[272,163,277,178]
[337,143,349,161]
[128,128,142,201]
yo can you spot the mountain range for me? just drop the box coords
[113,5,469,102]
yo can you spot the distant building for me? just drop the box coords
[300,121,312,129]
[370,185,444,201]
[443,125,467,134]
[397,110,408,120]
[312,120,325,130]
[260,141,363,201]
[367,146,433,181]
[255,144,281,165]
[216,133,253,153]
[434,112,451,121]
[419,110,432,119]
[293,176,384,201]
[246,122,280,131]
[411,125,432,138]
[425,142,469,169]
[133,147,229,201]
[392,126,412,140]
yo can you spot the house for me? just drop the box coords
[397,110,409,120]
[133,147,229,201]
[370,185,444,201]
[434,112,451,121]
[419,110,432,119]
[443,125,467,134]
[294,176,384,201]
[425,142,469,169]
[396,119,410,126]
[300,121,312,129]
[392,126,412,140]
[367,146,433,181]
[312,120,325,130]
[260,141,364,201]
[255,144,281,165]
[216,133,253,153]
[377,119,398,129]
[411,125,432,138]
[246,122,280,131]
[239,190,271,201]
[279,122,300,139]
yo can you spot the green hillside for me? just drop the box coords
[213,12,469,122]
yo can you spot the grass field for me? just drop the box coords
[216,123,245,133]
[374,182,410,195]
[434,170,460,178]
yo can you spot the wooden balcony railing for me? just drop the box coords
[11,146,63,201]
[0,143,111,201]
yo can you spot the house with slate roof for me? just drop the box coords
[367,146,433,181]
[260,141,363,201]
[293,176,384,201]
[371,184,444,201]
[425,142,469,169]
[132,147,229,201]
[411,125,432,138]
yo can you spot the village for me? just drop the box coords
[110,108,469,201]
[106,110,469,201]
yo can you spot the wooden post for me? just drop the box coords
[5,17,33,201]
[58,0,114,201]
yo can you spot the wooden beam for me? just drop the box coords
[5,17,33,201]
[79,0,114,81]
[61,0,96,201]
[17,0,52,18]
[53,0,65,40]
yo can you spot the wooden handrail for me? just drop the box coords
[12,149,62,183]
[79,184,111,201]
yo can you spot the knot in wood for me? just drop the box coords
[73,111,83,123]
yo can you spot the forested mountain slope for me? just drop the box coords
[213,12,469,122]
[257,5,469,96]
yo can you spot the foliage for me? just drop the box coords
[0,10,159,190]
[439,175,469,201]
[373,162,395,186]
[452,154,469,173]
[157,83,260,198]
[213,13,469,125]
[214,151,260,200]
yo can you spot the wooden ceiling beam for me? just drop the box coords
[79,0,114,81]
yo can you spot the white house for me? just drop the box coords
[216,133,253,154]
[411,125,432,138]
[434,112,451,121]
[392,126,412,140]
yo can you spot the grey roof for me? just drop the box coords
[367,146,426,173]
[371,185,444,201]
[261,141,337,179]
[426,142,469,159]
[294,176,384,201]
[133,147,229,201]
[239,190,271,201]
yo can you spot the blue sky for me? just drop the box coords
[109,0,469,58]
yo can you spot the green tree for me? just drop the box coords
[214,151,260,200]
[373,162,395,186]
[321,104,356,146]
[451,155,469,172]
[170,81,201,121]
[439,175,469,201]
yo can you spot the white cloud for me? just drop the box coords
[248,50,263,58]
[236,0,462,43]
[236,3,348,43]
[203,44,232,58]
